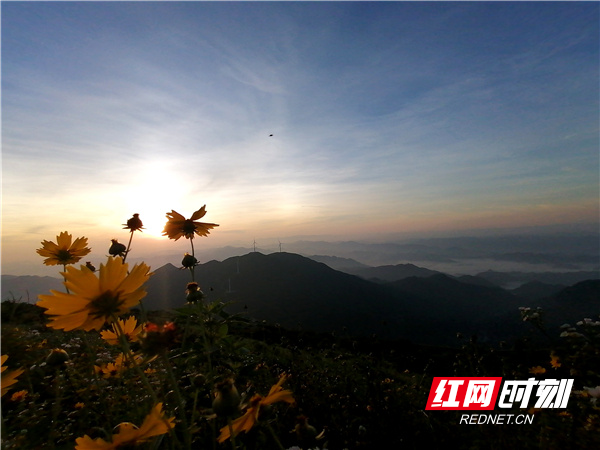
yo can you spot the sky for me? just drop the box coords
[2,1,599,276]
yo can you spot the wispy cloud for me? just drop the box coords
[2,2,598,274]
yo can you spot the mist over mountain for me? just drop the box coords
[474,270,600,289]
[342,263,441,282]
[201,232,599,276]
[4,250,597,346]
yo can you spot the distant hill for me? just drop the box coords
[144,252,407,340]
[343,263,440,282]
[386,274,526,343]
[454,275,499,288]
[1,275,62,303]
[307,255,370,271]
[475,270,599,289]
[510,281,566,301]
[540,280,600,326]
[3,253,598,346]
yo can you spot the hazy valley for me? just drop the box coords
[3,240,598,347]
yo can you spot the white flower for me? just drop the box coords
[584,386,600,398]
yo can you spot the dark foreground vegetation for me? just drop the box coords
[2,300,599,450]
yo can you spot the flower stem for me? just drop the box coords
[112,316,158,405]
[122,231,135,264]
[266,421,285,450]
[161,352,191,449]
[62,264,70,293]
[189,238,196,282]
[227,417,238,450]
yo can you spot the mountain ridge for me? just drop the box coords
[3,252,598,346]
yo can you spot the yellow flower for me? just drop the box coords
[1,355,25,397]
[218,374,295,443]
[550,354,561,369]
[10,390,28,402]
[37,257,152,331]
[75,403,175,449]
[529,366,546,375]
[163,205,218,241]
[36,231,91,266]
[100,316,143,345]
[94,353,143,378]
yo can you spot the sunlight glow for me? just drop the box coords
[124,161,189,238]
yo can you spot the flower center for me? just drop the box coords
[56,249,73,263]
[182,219,197,237]
[90,290,125,319]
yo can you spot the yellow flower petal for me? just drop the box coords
[190,206,207,220]
[99,257,129,292]
[37,257,152,331]
[36,232,91,266]
[75,403,174,449]
[163,206,218,240]
[74,435,114,450]
[1,355,25,397]
[64,265,100,297]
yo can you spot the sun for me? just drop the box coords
[135,207,168,238]
[124,161,190,238]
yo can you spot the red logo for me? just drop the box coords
[425,377,502,410]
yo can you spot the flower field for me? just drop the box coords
[1,208,599,449]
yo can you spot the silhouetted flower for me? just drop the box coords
[46,348,69,367]
[108,239,127,257]
[185,282,204,304]
[163,205,218,241]
[37,231,91,266]
[181,253,198,269]
[123,213,144,232]
[294,415,321,447]
[212,378,241,418]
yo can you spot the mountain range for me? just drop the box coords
[3,251,598,346]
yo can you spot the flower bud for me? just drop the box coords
[186,282,204,304]
[123,213,144,232]
[46,348,69,367]
[181,253,198,269]
[108,239,127,257]
[212,379,240,417]
[294,415,318,445]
